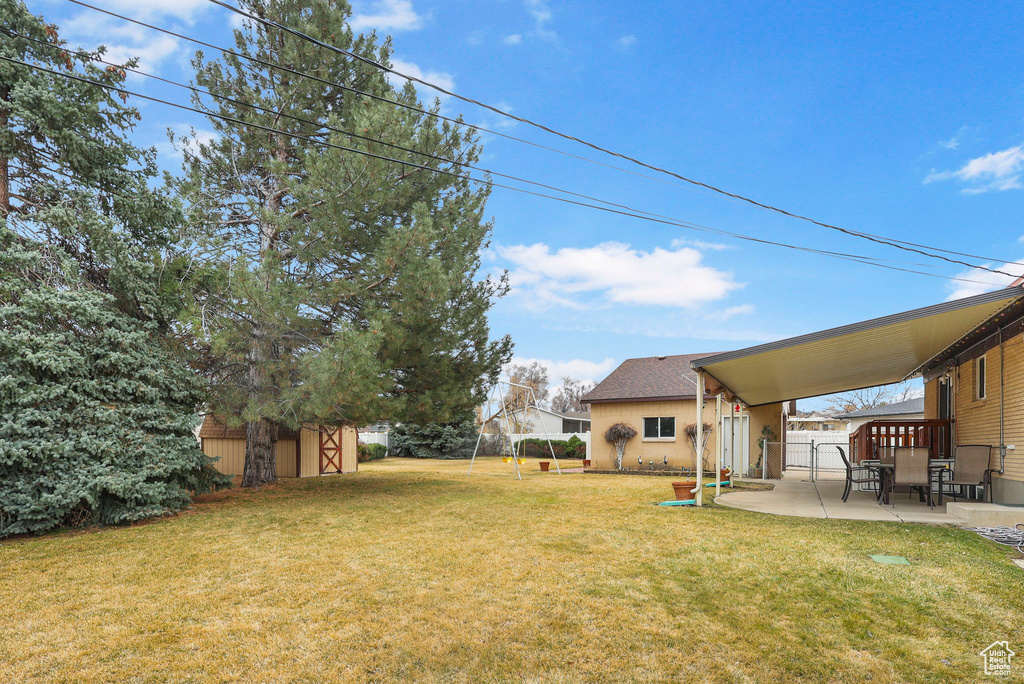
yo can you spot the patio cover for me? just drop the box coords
[692,287,1023,407]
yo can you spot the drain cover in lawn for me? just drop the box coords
[870,554,911,565]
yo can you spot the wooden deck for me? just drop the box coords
[849,419,952,462]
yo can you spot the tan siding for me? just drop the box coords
[276,439,298,478]
[300,426,320,478]
[953,334,1024,488]
[203,438,246,476]
[203,438,299,478]
[589,398,782,472]
[923,378,939,420]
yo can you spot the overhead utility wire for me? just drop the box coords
[1,54,1002,288]
[8,31,956,273]
[69,0,1016,270]
[204,0,1023,277]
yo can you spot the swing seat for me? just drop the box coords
[517,458,526,465]
[502,457,511,463]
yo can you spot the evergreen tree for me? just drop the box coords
[0,1,227,536]
[0,230,228,537]
[180,0,511,486]
[0,0,188,327]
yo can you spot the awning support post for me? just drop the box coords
[693,371,705,506]
[715,393,723,497]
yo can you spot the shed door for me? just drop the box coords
[721,415,749,475]
[319,428,343,475]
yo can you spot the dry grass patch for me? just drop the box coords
[1,457,1021,683]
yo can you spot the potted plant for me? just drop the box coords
[581,458,591,468]
[671,480,698,500]
[539,461,550,472]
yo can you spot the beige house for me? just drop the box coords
[583,354,785,475]
[200,415,358,478]
[919,296,1024,504]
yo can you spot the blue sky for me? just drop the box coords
[33,0,1024,406]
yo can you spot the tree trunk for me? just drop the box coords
[242,416,279,487]
[1,84,11,216]
[615,443,624,470]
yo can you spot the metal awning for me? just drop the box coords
[692,287,1023,406]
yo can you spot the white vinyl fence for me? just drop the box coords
[784,430,850,480]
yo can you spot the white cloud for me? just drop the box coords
[524,0,556,41]
[56,6,194,76]
[510,356,617,386]
[503,34,523,45]
[946,259,1024,301]
[615,35,637,49]
[939,126,970,150]
[704,304,755,322]
[387,58,454,103]
[67,0,211,22]
[671,237,732,251]
[160,123,217,160]
[925,145,1024,194]
[350,0,423,32]
[496,241,741,310]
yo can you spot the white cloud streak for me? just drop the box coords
[926,145,1024,194]
[350,0,423,32]
[946,259,1024,301]
[496,241,741,310]
[510,356,618,386]
[386,58,454,103]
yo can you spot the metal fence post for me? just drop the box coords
[810,439,816,482]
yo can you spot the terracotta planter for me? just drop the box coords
[671,480,698,500]
[539,461,550,472]
[582,459,591,468]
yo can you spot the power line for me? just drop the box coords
[7,30,972,276]
[1,53,1009,289]
[67,0,1019,270]
[204,0,1024,276]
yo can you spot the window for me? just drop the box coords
[643,416,676,439]
[976,355,987,400]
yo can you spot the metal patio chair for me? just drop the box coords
[940,445,995,504]
[888,447,935,509]
[838,446,878,502]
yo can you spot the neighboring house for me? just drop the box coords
[582,354,785,474]
[485,406,591,435]
[919,295,1024,504]
[786,412,850,432]
[199,415,358,478]
[834,397,924,432]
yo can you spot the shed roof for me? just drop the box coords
[835,397,925,419]
[692,288,1022,407]
[582,353,718,403]
[199,415,300,440]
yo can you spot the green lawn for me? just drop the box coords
[1,457,1020,683]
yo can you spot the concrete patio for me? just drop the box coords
[716,480,963,524]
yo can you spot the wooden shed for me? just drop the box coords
[199,415,358,478]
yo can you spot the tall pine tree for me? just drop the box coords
[181,0,511,486]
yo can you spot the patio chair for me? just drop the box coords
[940,445,995,504]
[887,447,934,509]
[838,446,878,502]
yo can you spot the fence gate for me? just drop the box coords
[764,440,849,481]
[319,427,343,475]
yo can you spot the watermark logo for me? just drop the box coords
[981,641,1014,676]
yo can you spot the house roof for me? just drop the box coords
[199,414,300,440]
[582,353,718,403]
[483,406,591,423]
[692,288,1022,406]
[835,397,925,419]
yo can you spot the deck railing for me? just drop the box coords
[849,419,952,463]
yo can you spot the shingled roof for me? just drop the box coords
[582,353,719,404]
[199,414,301,440]
[834,397,925,419]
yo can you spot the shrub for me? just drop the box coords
[565,434,585,459]
[512,438,569,458]
[390,421,478,459]
[0,238,231,537]
[357,443,388,462]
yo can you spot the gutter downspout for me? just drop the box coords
[998,327,1006,476]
